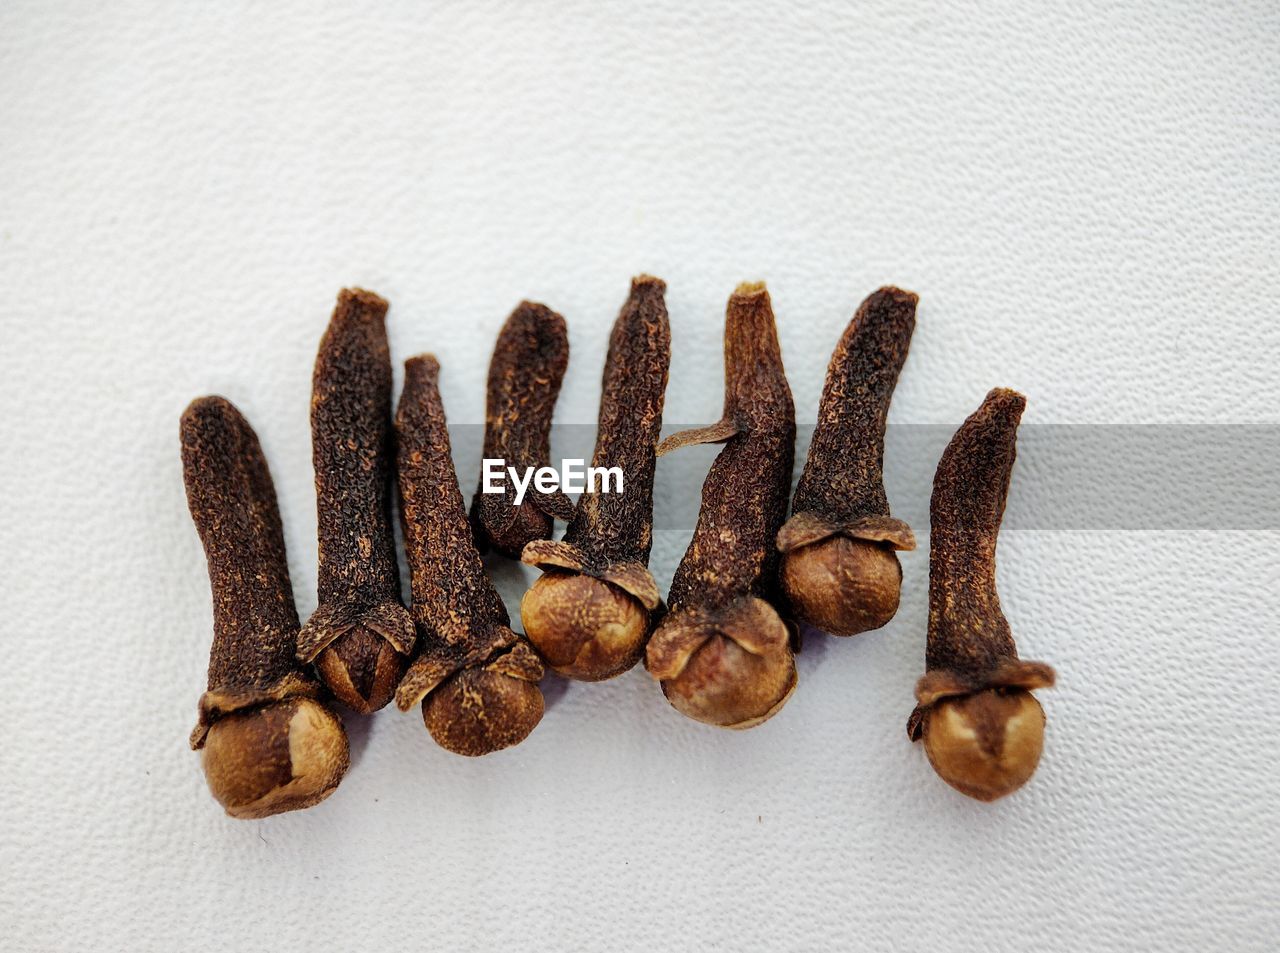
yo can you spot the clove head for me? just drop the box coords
[780,536,903,636]
[519,571,649,681]
[479,499,558,561]
[314,627,409,715]
[647,598,797,730]
[660,634,796,729]
[200,697,350,819]
[920,688,1046,802]
[421,668,545,757]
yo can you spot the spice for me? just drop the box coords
[395,355,545,756]
[778,287,918,635]
[296,289,416,713]
[520,276,671,680]
[469,301,574,557]
[644,282,798,728]
[181,396,349,818]
[907,388,1056,801]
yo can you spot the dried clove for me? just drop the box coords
[778,287,918,636]
[395,355,545,756]
[907,388,1056,801]
[519,276,672,680]
[296,289,416,713]
[469,301,575,557]
[181,396,349,818]
[644,282,798,729]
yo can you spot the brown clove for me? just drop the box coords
[181,397,349,818]
[644,282,798,729]
[520,276,671,680]
[469,302,575,558]
[907,388,1056,801]
[296,289,416,713]
[395,355,545,756]
[778,287,918,636]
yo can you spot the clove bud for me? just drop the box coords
[907,388,1056,801]
[645,283,798,729]
[470,302,575,557]
[777,287,917,635]
[297,289,415,713]
[395,355,545,756]
[520,276,671,680]
[181,397,349,818]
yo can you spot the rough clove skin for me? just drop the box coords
[181,397,349,819]
[470,302,575,558]
[907,388,1056,802]
[395,355,545,756]
[520,276,671,680]
[644,282,798,729]
[297,289,416,714]
[778,287,918,636]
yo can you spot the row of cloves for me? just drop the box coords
[180,279,1055,820]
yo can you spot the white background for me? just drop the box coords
[2,2,1278,951]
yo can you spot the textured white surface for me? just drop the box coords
[2,2,1278,951]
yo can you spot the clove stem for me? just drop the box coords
[297,289,415,713]
[181,396,349,818]
[520,275,671,680]
[777,287,917,636]
[644,282,798,729]
[395,355,545,756]
[470,302,574,557]
[908,388,1056,801]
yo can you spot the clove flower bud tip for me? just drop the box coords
[520,571,650,681]
[780,536,903,636]
[921,688,1046,802]
[200,697,349,819]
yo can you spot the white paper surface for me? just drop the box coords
[2,2,1277,951]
